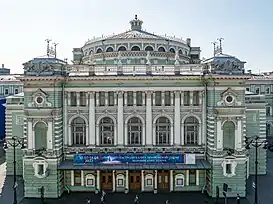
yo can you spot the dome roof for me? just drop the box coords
[85,15,187,45]
[203,53,241,64]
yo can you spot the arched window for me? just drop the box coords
[131,46,141,51]
[106,47,114,52]
[118,46,126,51]
[155,117,170,145]
[127,117,142,145]
[169,48,175,53]
[179,49,183,55]
[89,50,93,55]
[184,116,199,145]
[71,117,86,145]
[158,47,166,52]
[96,48,103,53]
[100,117,114,146]
[145,46,153,51]
[34,122,47,149]
[223,121,235,150]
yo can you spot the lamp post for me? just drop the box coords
[3,136,25,204]
[245,135,268,204]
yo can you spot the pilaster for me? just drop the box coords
[170,170,173,191]
[64,93,68,145]
[217,117,223,150]
[117,91,124,145]
[71,170,74,186]
[76,92,80,107]
[174,91,181,145]
[141,170,144,191]
[89,92,96,146]
[27,121,33,149]
[146,91,153,145]
[96,170,100,191]
[47,121,53,149]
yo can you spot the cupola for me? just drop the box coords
[129,15,143,31]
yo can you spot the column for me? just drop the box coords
[67,93,71,106]
[201,91,206,145]
[170,92,174,105]
[142,92,145,105]
[125,170,129,190]
[146,91,153,145]
[47,121,53,149]
[96,170,100,190]
[196,170,199,186]
[112,170,116,192]
[133,91,137,105]
[170,170,173,191]
[217,118,223,150]
[27,120,33,149]
[76,92,80,106]
[71,170,74,186]
[154,170,157,190]
[124,92,127,106]
[190,91,193,106]
[161,91,165,106]
[64,93,68,145]
[180,91,184,106]
[105,92,108,106]
[174,91,181,145]
[186,170,189,186]
[68,125,72,145]
[117,91,124,145]
[89,92,96,146]
[152,92,155,105]
[141,170,144,191]
[236,118,242,149]
[81,170,84,186]
[96,92,99,106]
[85,92,89,106]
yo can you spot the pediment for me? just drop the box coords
[221,87,238,97]
[28,89,52,108]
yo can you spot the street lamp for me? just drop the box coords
[245,135,268,204]
[3,136,25,204]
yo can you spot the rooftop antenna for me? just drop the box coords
[53,42,59,58]
[45,39,52,57]
[217,37,224,54]
[211,41,217,56]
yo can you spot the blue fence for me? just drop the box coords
[0,98,6,141]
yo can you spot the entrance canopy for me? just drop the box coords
[58,159,211,170]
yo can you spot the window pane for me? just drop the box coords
[108,91,115,106]
[155,91,161,106]
[184,91,190,106]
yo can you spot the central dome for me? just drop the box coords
[72,15,201,66]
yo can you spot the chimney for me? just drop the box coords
[1,64,4,68]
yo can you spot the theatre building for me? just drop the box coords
[5,16,267,199]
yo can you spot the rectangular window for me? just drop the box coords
[155,91,162,106]
[74,170,82,186]
[37,164,44,176]
[183,91,190,106]
[71,92,77,106]
[99,92,105,106]
[226,164,232,174]
[266,107,271,116]
[86,179,94,186]
[108,91,115,106]
[164,91,171,106]
[79,92,86,106]
[127,91,134,106]
[189,170,196,185]
[176,178,183,186]
[117,179,124,186]
[193,91,199,106]
[4,89,9,95]
[14,89,19,94]
[266,87,270,94]
[246,87,250,92]
[255,88,260,94]
[146,178,153,186]
[136,91,142,106]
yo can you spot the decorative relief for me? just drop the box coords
[221,159,237,178]
[28,89,52,108]
[217,87,241,107]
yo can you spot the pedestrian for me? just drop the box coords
[134,195,139,204]
[87,198,91,204]
[165,200,169,204]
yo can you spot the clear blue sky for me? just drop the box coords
[0,0,272,73]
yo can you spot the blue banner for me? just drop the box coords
[74,153,184,165]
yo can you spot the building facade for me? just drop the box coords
[5,16,267,199]
[0,64,23,141]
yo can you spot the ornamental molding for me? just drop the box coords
[221,159,237,178]
[28,89,52,108]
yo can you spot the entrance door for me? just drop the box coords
[129,171,141,191]
[100,171,113,191]
[158,171,169,191]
